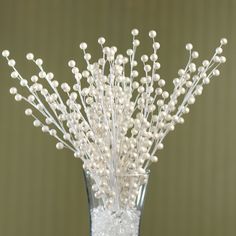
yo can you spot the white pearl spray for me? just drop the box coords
[2,30,227,209]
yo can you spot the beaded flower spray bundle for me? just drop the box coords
[2,29,227,210]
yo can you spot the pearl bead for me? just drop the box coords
[61,83,70,92]
[141,55,148,62]
[82,70,89,78]
[26,53,34,60]
[215,47,223,54]
[11,71,18,79]
[14,94,22,101]
[213,69,220,76]
[46,72,54,80]
[35,58,43,66]
[8,59,16,67]
[162,91,169,99]
[138,86,144,93]
[131,29,139,36]
[220,38,227,45]
[68,60,76,67]
[203,77,210,84]
[153,74,160,81]
[25,108,32,116]
[126,49,133,56]
[149,30,157,38]
[153,42,160,50]
[140,77,147,84]
[28,95,35,102]
[213,56,220,63]
[20,79,28,87]
[36,104,44,110]
[186,81,193,87]
[44,117,52,124]
[151,156,158,162]
[31,75,38,83]
[132,82,139,89]
[188,96,195,104]
[186,43,193,50]
[192,76,198,82]
[178,69,185,76]
[179,117,184,124]
[56,142,64,149]
[144,65,151,72]
[157,99,164,106]
[80,42,87,50]
[84,53,91,61]
[138,167,146,174]
[155,88,162,95]
[49,129,57,136]
[39,71,46,78]
[98,37,106,45]
[158,79,166,87]
[131,70,138,77]
[195,88,202,96]
[133,39,140,47]
[192,51,199,58]
[123,57,128,64]
[103,47,110,55]
[184,107,190,113]
[154,62,161,70]
[202,60,210,67]
[169,124,175,131]
[9,87,17,95]
[157,143,164,150]
[74,152,80,158]
[146,76,151,83]
[2,50,10,57]
[180,87,186,94]
[220,56,226,63]
[52,80,59,88]
[189,64,196,72]
[41,126,49,133]
[70,92,78,100]
[150,54,158,61]
[33,120,41,127]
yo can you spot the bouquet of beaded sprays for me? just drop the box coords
[2,29,227,236]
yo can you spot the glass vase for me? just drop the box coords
[83,170,150,236]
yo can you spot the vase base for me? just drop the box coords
[91,206,141,236]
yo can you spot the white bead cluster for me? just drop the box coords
[2,30,227,209]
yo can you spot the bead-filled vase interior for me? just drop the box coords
[84,170,150,236]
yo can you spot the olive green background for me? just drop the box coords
[0,0,235,235]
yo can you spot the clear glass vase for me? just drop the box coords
[83,170,150,236]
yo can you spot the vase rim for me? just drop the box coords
[84,169,150,177]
